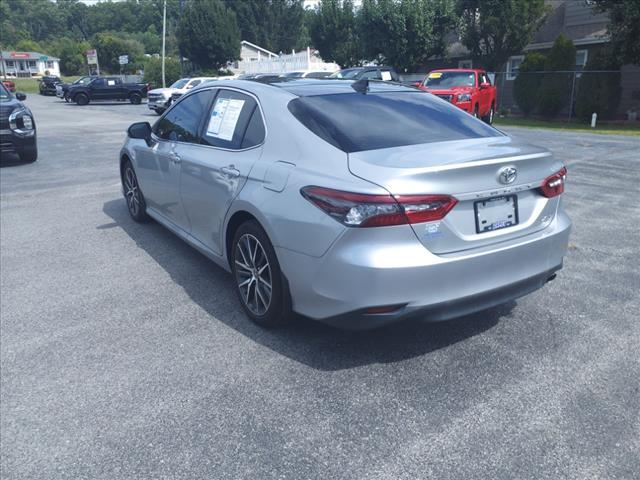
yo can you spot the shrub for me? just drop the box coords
[513,52,546,116]
[575,48,621,120]
[143,57,181,89]
[538,34,576,118]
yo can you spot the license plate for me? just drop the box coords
[474,195,518,233]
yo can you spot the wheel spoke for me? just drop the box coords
[259,277,272,292]
[243,278,252,304]
[244,236,253,265]
[235,260,252,272]
[256,284,267,311]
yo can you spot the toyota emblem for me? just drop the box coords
[498,166,518,184]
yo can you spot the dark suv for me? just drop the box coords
[0,82,37,162]
[329,66,400,82]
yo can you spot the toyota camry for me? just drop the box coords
[120,79,571,329]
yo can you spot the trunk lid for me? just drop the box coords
[348,136,564,254]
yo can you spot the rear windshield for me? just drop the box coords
[288,91,501,153]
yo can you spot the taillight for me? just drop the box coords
[539,166,567,198]
[301,186,457,228]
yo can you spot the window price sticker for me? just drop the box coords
[207,98,245,141]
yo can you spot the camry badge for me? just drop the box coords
[498,166,518,184]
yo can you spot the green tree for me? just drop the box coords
[537,34,576,118]
[592,0,640,66]
[513,51,546,116]
[456,0,547,71]
[575,48,622,120]
[177,0,240,70]
[92,31,145,73]
[359,0,455,71]
[225,0,307,53]
[143,56,181,88]
[310,0,361,67]
[46,37,91,76]
[15,39,43,53]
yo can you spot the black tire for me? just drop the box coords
[231,220,292,327]
[75,93,89,106]
[64,94,70,103]
[130,93,142,105]
[155,108,165,115]
[482,104,495,124]
[122,159,149,222]
[18,146,37,163]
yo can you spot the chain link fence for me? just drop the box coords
[401,69,640,123]
[492,70,640,123]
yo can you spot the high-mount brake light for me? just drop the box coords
[301,186,457,228]
[539,166,567,198]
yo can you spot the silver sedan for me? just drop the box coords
[120,79,571,329]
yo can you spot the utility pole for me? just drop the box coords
[162,0,167,87]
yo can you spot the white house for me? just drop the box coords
[0,51,61,78]
[231,40,339,75]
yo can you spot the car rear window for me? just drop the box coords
[288,91,502,153]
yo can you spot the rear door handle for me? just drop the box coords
[221,165,240,178]
[169,152,181,164]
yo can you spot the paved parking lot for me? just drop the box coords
[1,95,639,479]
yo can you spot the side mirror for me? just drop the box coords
[480,82,490,89]
[16,92,27,101]
[127,121,152,145]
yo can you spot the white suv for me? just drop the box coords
[147,77,216,115]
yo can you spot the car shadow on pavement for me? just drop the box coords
[103,198,508,371]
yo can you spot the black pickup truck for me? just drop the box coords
[67,76,149,105]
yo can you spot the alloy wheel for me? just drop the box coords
[124,166,141,216]
[234,234,272,316]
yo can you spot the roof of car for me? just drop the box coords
[429,68,486,73]
[267,79,416,96]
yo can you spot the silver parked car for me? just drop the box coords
[120,79,571,329]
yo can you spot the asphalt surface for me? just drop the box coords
[1,95,639,480]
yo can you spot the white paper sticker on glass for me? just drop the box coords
[381,71,392,81]
[206,98,245,141]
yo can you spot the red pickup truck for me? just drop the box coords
[416,69,497,124]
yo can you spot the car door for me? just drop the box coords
[90,78,107,100]
[109,78,125,99]
[134,90,212,231]
[478,72,491,114]
[178,87,265,255]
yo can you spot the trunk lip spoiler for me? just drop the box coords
[390,151,553,174]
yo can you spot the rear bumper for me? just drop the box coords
[277,210,571,330]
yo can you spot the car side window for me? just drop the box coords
[93,78,105,87]
[361,70,382,80]
[154,90,213,143]
[201,90,261,149]
[481,73,491,85]
[188,80,201,89]
[241,109,266,149]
